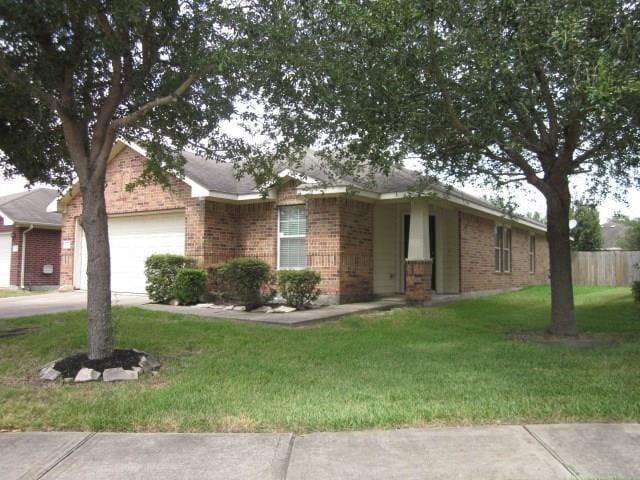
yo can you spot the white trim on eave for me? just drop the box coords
[0,209,14,226]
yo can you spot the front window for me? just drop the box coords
[278,205,306,269]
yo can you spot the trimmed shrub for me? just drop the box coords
[632,281,640,304]
[215,258,272,308]
[277,269,321,308]
[173,268,207,305]
[145,254,197,303]
[206,264,227,301]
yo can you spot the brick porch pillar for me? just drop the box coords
[405,259,433,302]
[405,199,433,303]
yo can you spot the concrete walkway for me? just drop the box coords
[141,296,408,326]
[0,291,148,319]
[2,424,638,479]
[140,289,521,326]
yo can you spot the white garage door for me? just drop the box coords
[0,233,12,287]
[79,212,185,293]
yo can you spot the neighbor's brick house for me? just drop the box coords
[0,189,62,289]
[52,140,549,302]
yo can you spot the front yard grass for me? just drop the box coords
[0,286,638,432]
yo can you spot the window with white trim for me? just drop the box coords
[529,235,536,273]
[278,205,306,269]
[495,225,512,273]
[495,226,503,272]
[503,228,511,273]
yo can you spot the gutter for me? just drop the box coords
[20,224,34,289]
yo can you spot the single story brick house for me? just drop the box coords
[49,140,549,302]
[0,189,62,289]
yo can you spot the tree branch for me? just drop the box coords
[110,74,198,130]
[533,63,560,144]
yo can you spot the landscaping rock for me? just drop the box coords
[169,299,180,306]
[251,306,274,313]
[233,305,247,311]
[131,366,143,374]
[103,367,139,382]
[74,368,101,383]
[40,366,61,381]
[223,305,235,310]
[273,305,297,313]
[139,355,161,372]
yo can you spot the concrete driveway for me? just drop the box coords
[0,290,148,319]
[1,424,639,479]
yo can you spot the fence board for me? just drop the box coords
[572,251,640,286]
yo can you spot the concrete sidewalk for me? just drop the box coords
[2,424,638,479]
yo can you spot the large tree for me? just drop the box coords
[0,1,256,359]
[256,0,640,335]
[619,217,640,250]
[571,201,603,251]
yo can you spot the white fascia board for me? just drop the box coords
[277,169,318,184]
[46,198,60,213]
[0,209,14,225]
[379,190,547,233]
[115,138,147,157]
[237,191,276,202]
[296,185,380,200]
[184,177,211,198]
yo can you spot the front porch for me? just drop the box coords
[372,199,461,302]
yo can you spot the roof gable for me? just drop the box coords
[0,188,62,227]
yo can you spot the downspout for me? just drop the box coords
[20,224,34,289]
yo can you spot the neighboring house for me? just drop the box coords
[50,140,549,303]
[0,189,62,289]
[601,219,629,250]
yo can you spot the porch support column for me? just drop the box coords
[406,199,433,303]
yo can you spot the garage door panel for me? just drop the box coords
[0,233,12,287]
[79,212,185,293]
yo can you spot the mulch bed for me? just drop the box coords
[54,349,144,378]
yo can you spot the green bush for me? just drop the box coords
[215,258,273,308]
[173,268,207,305]
[145,254,197,303]
[277,269,321,308]
[632,281,640,304]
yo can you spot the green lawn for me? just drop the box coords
[0,286,638,432]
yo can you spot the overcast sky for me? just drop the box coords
[1,161,637,223]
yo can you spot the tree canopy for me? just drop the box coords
[0,0,267,359]
[571,201,603,251]
[254,0,640,335]
[619,217,640,250]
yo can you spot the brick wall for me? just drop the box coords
[307,197,341,298]
[1,225,60,288]
[22,228,61,287]
[189,199,240,266]
[459,212,549,292]
[338,199,374,301]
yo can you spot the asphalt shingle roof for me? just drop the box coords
[0,188,62,227]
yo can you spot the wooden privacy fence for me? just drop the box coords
[572,251,640,286]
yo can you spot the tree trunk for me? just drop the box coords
[544,179,577,336]
[80,178,113,360]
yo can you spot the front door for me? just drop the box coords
[403,214,436,291]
